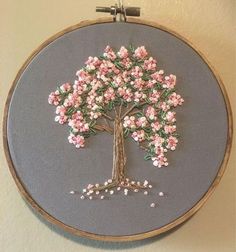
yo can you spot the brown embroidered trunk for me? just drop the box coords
[80,117,148,195]
[112,118,126,182]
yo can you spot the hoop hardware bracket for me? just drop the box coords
[96,1,140,22]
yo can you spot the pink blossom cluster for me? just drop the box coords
[123,115,151,130]
[48,45,184,166]
[48,90,61,106]
[68,111,89,133]
[152,154,168,168]
[123,116,136,129]
[68,134,85,148]
[146,106,157,120]
[134,46,148,59]
[143,57,157,71]
[117,46,129,58]
[168,92,184,107]
[132,130,145,142]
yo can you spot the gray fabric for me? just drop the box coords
[7,22,228,236]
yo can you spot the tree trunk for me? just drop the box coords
[79,118,148,197]
[112,118,126,182]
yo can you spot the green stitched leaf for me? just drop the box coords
[124,128,130,138]
[142,75,150,81]
[90,128,97,135]
[144,127,152,133]
[114,61,123,70]
[98,56,106,60]
[144,154,152,161]
[108,101,114,111]
[89,120,96,127]
[129,44,135,53]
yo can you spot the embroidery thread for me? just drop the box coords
[48,45,184,199]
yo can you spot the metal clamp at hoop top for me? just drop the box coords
[96,0,140,22]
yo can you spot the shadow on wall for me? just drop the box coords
[24,200,187,250]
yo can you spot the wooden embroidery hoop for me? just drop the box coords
[3,17,233,242]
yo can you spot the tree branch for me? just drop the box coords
[103,117,111,128]
[101,113,114,121]
[128,109,140,117]
[121,104,136,119]
[94,124,113,134]
[121,102,146,119]
[118,100,123,118]
[114,106,118,117]
[139,142,149,151]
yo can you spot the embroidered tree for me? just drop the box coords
[48,45,184,199]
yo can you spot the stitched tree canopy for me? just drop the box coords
[48,45,184,198]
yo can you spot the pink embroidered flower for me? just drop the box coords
[48,91,61,106]
[166,136,178,150]
[73,80,86,95]
[152,154,168,167]
[103,45,117,61]
[131,130,145,142]
[68,119,89,133]
[104,87,116,103]
[95,95,104,104]
[151,121,162,132]
[154,145,167,155]
[134,91,147,103]
[64,92,82,108]
[121,58,132,69]
[134,46,148,59]
[117,46,129,59]
[121,70,131,82]
[68,134,85,148]
[91,104,100,111]
[76,69,92,83]
[131,66,143,78]
[71,111,83,120]
[164,125,176,134]
[63,98,73,107]
[123,116,136,129]
[149,89,161,103]
[97,61,110,76]
[56,105,66,115]
[117,87,133,102]
[55,115,68,124]
[146,80,155,88]
[150,135,164,147]
[133,78,145,90]
[89,111,101,120]
[89,79,103,92]
[113,75,124,87]
[86,93,97,106]
[67,111,89,133]
[168,92,184,107]
[143,57,157,71]
[136,117,148,128]
[145,106,157,120]
[158,101,170,112]
[163,74,176,89]
[60,83,72,92]
[165,111,176,123]
[151,70,164,83]
[85,56,101,71]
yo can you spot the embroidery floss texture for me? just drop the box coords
[48,45,184,199]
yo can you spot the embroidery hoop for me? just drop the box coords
[3,16,232,242]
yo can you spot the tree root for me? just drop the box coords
[79,178,152,199]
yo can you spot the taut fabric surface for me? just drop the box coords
[0,0,235,251]
[7,22,228,236]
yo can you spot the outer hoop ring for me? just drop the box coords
[3,17,233,242]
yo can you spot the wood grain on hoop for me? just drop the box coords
[3,17,233,242]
